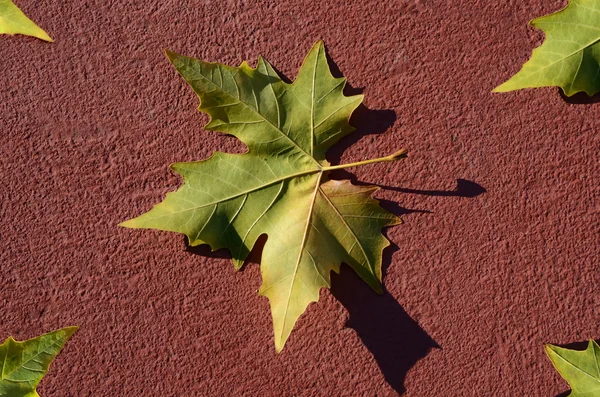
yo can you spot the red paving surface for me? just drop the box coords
[1,0,599,396]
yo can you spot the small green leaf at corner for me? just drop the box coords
[0,326,78,397]
[0,0,53,42]
[545,340,600,397]
[494,0,600,97]
[121,41,405,352]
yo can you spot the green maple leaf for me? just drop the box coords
[121,41,406,352]
[0,327,77,397]
[494,0,600,96]
[0,0,52,42]
[545,340,600,396]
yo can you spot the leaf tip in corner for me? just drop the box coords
[38,31,53,42]
[63,325,79,335]
[56,326,79,342]
[305,39,326,55]
[543,343,555,356]
[118,219,136,228]
[164,48,180,63]
[274,339,285,354]
[491,83,510,93]
[0,0,53,42]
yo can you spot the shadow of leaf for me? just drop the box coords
[331,257,440,395]
[559,88,600,104]
[380,179,487,198]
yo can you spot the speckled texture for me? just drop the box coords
[0,0,598,396]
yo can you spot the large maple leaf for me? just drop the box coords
[121,41,405,352]
[0,0,52,42]
[0,327,77,397]
[494,0,600,96]
[545,340,600,396]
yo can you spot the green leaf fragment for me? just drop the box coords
[545,340,600,397]
[0,327,78,397]
[494,0,600,96]
[121,41,402,352]
[0,0,52,42]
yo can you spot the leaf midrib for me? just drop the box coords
[279,172,323,339]
[274,177,378,342]
[148,166,322,218]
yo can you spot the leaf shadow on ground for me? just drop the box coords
[330,252,436,395]
[329,178,484,395]
[327,188,484,393]
[548,338,600,397]
[559,88,600,104]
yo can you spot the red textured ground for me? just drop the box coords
[1,0,599,396]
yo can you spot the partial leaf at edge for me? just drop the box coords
[545,340,600,397]
[494,0,600,96]
[0,0,52,42]
[0,327,78,397]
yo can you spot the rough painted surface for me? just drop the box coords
[0,0,598,396]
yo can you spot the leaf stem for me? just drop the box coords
[322,148,407,171]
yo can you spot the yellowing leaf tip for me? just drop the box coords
[118,219,137,228]
[36,30,53,42]
[0,0,53,41]
[51,325,78,342]
[275,341,284,354]
[164,49,181,63]
[491,82,512,93]
[62,325,79,335]
[36,25,53,42]
[543,343,555,355]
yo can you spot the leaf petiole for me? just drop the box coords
[322,148,407,171]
